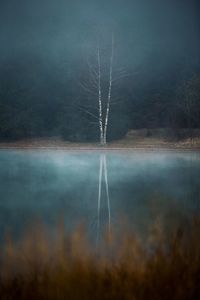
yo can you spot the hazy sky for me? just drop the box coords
[0,0,199,71]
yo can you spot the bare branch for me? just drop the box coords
[77,105,99,120]
[79,82,98,96]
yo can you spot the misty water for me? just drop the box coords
[0,150,200,241]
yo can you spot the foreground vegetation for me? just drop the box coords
[0,216,200,300]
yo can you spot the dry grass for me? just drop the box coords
[0,217,200,300]
[0,129,200,150]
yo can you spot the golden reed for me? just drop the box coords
[0,216,200,300]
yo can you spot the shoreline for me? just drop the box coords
[0,137,200,152]
[0,146,200,152]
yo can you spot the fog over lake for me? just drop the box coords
[0,150,199,240]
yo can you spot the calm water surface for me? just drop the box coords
[0,150,199,239]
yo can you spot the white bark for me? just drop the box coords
[103,33,114,144]
[97,45,104,145]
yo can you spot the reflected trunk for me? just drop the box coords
[96,153,111,244]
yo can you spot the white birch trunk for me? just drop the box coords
[97,45,104,145]
[103,33,114,145]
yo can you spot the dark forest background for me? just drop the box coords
[0,0,200,142]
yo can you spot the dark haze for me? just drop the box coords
[0,0,200,141]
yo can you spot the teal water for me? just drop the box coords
[0,150,199,239]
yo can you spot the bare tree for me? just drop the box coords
[79,33,128,145]
[103,33,114,145]
[97,42,104,144]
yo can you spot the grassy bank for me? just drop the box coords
[0,217,200,300]
[0,129,200,150]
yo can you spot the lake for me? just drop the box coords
[0,150,199,241]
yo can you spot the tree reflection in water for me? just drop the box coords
[96,153,111,245]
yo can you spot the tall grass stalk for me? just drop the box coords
[0,217,200,300]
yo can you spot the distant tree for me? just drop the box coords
[176,75,200,130]
[78,33,128,145]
